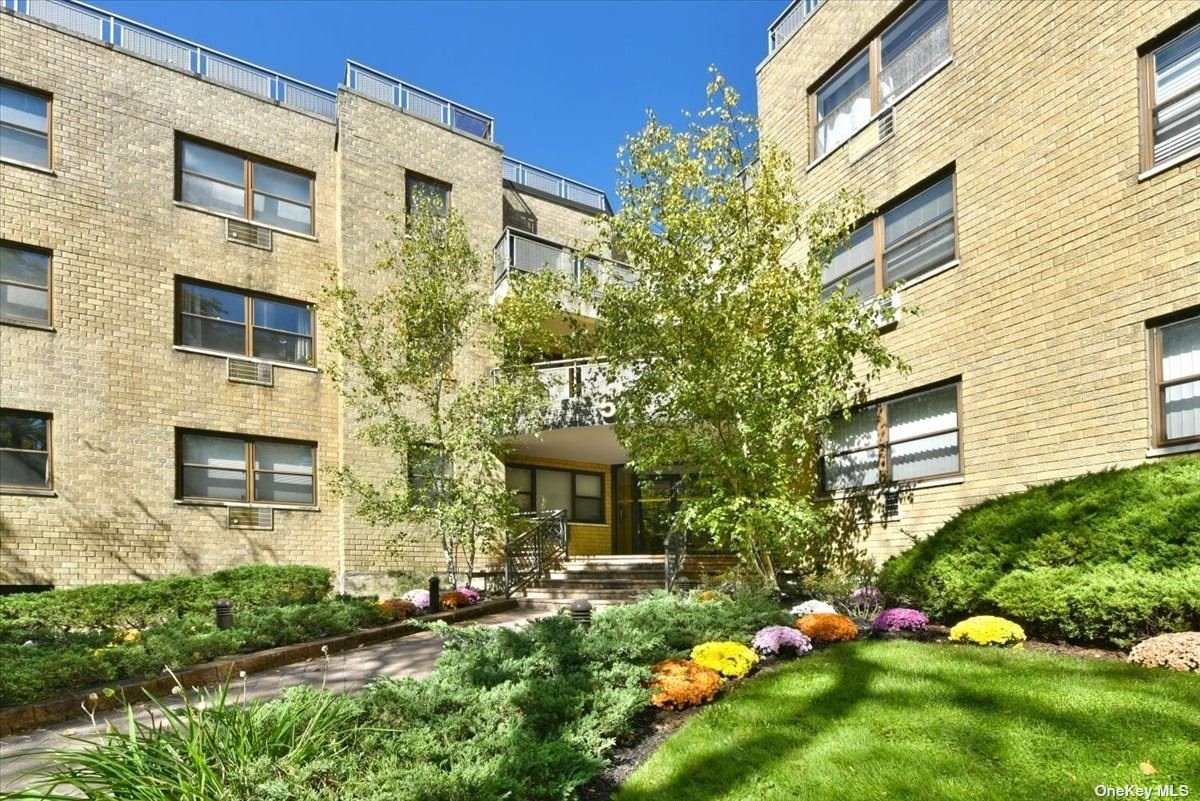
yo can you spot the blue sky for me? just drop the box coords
[100,0,786,201]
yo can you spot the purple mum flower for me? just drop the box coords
[402,589,430,609]
[848,586,884,605]
[459,587,482,604]
[752,626,814,657]
[872,607,929,632]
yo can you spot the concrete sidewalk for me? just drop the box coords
[0,604,546,791]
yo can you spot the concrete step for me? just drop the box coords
[537,577,664,590]
[551,567,665,579]
[524,587,652,602]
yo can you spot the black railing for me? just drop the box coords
[502,510,569,597]
[664,528,688,591]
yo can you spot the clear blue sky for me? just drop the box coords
[100,0,785,201]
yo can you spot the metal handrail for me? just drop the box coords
[502,157,610,213]
[492,227,635,290]
[6,0,337,120]
[345,60,494,141]
[767,0,824,55]
[665,528,688,591]
[502,509,568,597]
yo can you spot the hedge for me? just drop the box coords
[879,459,1200,648]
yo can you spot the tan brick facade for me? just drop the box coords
[0,8,607,588]
[758,0,1200,558]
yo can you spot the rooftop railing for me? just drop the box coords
[345,60,494,141]
[767,0,824,55]
[503,157,611,213]
[4,0,338,120]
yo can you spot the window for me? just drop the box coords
[823,382,961,491]
[178,431,315,505]
[505,465,605,523]
[0,83,50,169]
[405,173,450,217]
[823,172,956,298]
[1151,312,1200,445]
[0,410,51,491]
[0,243,50,326]
[177,279,314,366]
[813,0,950,159]
[1142,21,1200,170]
[177,137,314,234]
[408,444,451,506]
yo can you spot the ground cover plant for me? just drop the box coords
[10,590,785,799]
[879,459,1200,647]
[616,639,1200,801]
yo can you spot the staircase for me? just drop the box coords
[523,553,738,607]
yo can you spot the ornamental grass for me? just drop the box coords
[377,598,420,621]
[1128,632,1200,672]
[690,641,760,678]
[872,607,930,633]
[948,615,1026,647]
[795,613,858,644]
[439,590,472,610]
[752,625,813,657]
[650,658,724,710]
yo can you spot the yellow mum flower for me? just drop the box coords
[949,615,1026,647]
[690,641,759,678]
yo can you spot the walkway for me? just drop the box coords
[0,604,545,791]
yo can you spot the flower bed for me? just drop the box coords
[651,658,724,709]
[752,625,813,657]
[795,613,858,644]
[948,615,1026,648]
[690,641,759,678]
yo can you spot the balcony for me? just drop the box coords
[767,0,824,56]
[491,228,634,318]
[496,358,629,435]
[502,157,610,213]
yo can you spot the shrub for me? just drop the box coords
[439,590,471,610]
[1128,632,1200,672]
[690,641,759,678]
[872,607,929,633]
[0,565,332,637]
[879,460,1200,647]
[378,598,420,621]
[698,590,730,603]
[650,658,724,710]
[949,615,1026,648]
[789,599,837,617]
[795,613,858,644]
[751,625,813,657]
[402,589,431,610]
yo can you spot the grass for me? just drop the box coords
[616,640,1200,801]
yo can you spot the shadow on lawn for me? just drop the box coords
[615,642,1200,801]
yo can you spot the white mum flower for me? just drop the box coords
[790,599,837,616]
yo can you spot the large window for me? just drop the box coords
[177,279,314,366]
[178,431,315,505]
[823,172,956,298]
[408,444,451,506]
[813,0,950,159]
[1142,20,1200,170]
[0,410,52,491]
[0,242,50,327]
[405,173,450,217]
[177,137,314,234]
[823,382,961,491]
[1151,312,1200,446]
[0,82,50,169]
[505,465,605,524]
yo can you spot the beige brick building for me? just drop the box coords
[758,0,1199,557]
[0,1,619,589]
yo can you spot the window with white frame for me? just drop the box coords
[1151,312,1200,446]
[0,82,50,169]
[823,382,961,491]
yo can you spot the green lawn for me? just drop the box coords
[617,640,1200,801]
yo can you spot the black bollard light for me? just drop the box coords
[569,599,593,628]
[215,598,233,630]
[428,575,442,613]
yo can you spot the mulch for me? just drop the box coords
[577,626,1127,800]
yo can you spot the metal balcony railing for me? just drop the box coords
[502,157,610,213]
[492,228,634,291]
[767,0,824,55]
[4,0,338,120]
[345,60,494,141]
[495,357,629,431]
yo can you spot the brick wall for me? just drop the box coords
[757,0,1200,558]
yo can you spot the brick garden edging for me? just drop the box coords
[0,598,519,736]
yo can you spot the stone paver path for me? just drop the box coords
[0,604,545,791]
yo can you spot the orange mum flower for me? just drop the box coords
[650,658,724,710]
[439,590,472,609]
[794,613,858,644]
